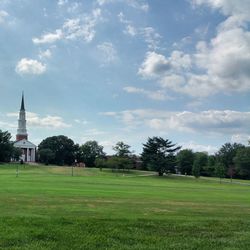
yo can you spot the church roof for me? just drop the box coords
[14,138,36,148]
[20,92,25,111]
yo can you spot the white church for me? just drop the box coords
[13,93,36,162]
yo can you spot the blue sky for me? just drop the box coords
[1,0,250,154]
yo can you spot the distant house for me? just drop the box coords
[13,93,36,162]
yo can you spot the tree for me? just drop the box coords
[0,130,13,162]
[12,147,22,162]
[215,162,225,183]
[141,137,181,176]
[38,148,55,165]
[216,143,245,177]
[192,159,200,178]
[77,141,105,167]
[234,147,250,179]
[38,135,76,165]
[113,141,132,157]
[95,157,107,171]
[204,155,216,177]
[176,149,194,175]
[192,152,208,178]
[105,156,133,172]
[111,141,133,172]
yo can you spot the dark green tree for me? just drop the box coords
[38,135,76,165]
[204,155,216,177]
[196,152,208,176]
[77,141,105,167]
[12,147,22,162]
[113,141,132,157]
[38,148,55,165]
[95,157,107,171]
[192,159,200,178]
[176,149,194,175]
[0,130,13,162]
[234,147,250,179]
[112,141,133,172]
[141,137,181,176]
[106,156,133,172]
[215,162,225,183]
[192,152,208,178]
[216,143,245,177]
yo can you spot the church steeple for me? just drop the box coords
[16,92,28,141]
[20,92,25,111]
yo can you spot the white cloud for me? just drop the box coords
[138,52,170,78]
[32,8,102,45]
[137,1,250,97]
[0,120,16,129]
[118,12,130,24]
[191,0,250,21]
[124,25,137,36]
[138,26,250,97]
[63,8,102,42]
[7,112,71,129]
[32,29,63,44]
[118,12,161,48]
[15,58,46,75]
[231,134,250,145]
[138,51,191,78]
[67,2,81,13]
[180,141,218,154]
[57,0,68,6]
[38,49,52,60]
[102,109,250,135]
[97,42,118,64]
[97,0,149,12]
[0,10,8,24]
[140,27,161,49]
[74,119,88,125]
[123,86,168,101]
[57,0,82,13]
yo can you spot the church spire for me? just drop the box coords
[20,92,25,111]
[16,92,28,141]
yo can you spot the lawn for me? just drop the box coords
[1,164,250,249]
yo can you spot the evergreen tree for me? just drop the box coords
[141,137,181,176]
[0,130,13,162]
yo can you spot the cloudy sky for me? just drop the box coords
[1,0,250,154]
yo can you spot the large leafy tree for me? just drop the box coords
[192,152,208,178]
[216,143,245,177]
[194,152,208,176]
[234,147,250,179]
[77,140,105,167]
[38,135,76,165]
[113,141,132,157]
[176,149,194,175]
[105,156,133,172]
[204,155,216,177]
[0,130,14,162]
[192,159,201,178]
[38,148,55,165]
[111,141,133,171]
[141,137,181,176]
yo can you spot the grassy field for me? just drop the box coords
[1,164,250,249]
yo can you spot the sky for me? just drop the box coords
[0,0,250,155]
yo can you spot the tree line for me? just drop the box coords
[1,129,250,179]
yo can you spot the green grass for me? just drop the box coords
[1,164,250,249]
